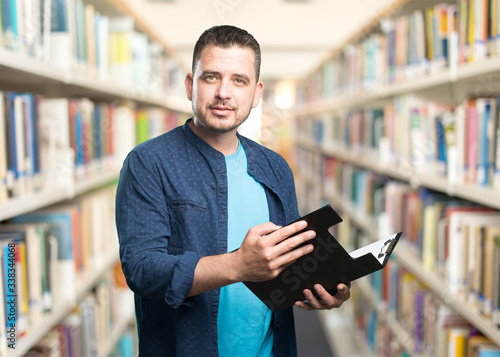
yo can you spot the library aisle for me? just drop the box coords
[2,0,500,356]
[294,307,335,357]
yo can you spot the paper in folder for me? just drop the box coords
[244,205,401,312]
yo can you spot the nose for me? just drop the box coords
[216,78,232,101]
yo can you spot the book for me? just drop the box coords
[0,92,7,202]
[244,205,402,312]
[13,208,77,306]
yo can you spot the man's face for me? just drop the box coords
[185,45,264,134]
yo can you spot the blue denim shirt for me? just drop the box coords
[115,119,300,356]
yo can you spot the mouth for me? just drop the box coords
[209,105,233,116]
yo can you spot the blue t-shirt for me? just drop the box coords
[217,142,274,356]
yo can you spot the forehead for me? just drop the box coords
[196,45,256,79]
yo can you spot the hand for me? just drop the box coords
[231,220,316,282]
[295,283,351,311]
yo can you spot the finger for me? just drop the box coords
[294,300,314,311]
[272,242,314,269]
[313,284,337,308]
[275,229,316,256]
[268,220,308,245]
[248,222,282,238]
[300,289,325,310]
[335,283,351,302]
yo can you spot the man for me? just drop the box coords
[115,25,350,356]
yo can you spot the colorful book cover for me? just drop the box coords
[0,92,7,202]
[13,210,76,305]
[477,98,490,186]
[93,104,102,161]
[0,232,23,343]
[467,99,479,184]
[1,0,11,43]
[459,0,470,63]
[50,0,68,32]
[468,0,476,61]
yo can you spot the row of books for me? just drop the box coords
[351,287,410,357]
[0,90,186,203]
[382,180,500,324]
[0,0,185,97]
[24,264,136,357]
[0,185,118,353]
[298,0,500,102]
[295,95,500,189]
[352,269,500,357]
[294,151,500,327]
[327,216,495,356]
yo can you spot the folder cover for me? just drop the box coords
[244,205,401,312]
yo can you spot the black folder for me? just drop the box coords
[244,205,401,312]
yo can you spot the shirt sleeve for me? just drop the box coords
[115,150,201,308]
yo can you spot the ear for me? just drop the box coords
[252,81,264,108]
[185,73,194,101]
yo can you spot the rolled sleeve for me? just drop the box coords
[164,250,200,308]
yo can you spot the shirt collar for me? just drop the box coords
[182,118,225,159]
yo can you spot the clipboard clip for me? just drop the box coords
[377,238,397,259]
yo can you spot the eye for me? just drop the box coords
[204,75,217,82]
[234,78,246,85]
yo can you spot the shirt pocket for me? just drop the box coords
[167,199,208,254]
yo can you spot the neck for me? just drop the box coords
[189,119,239,156]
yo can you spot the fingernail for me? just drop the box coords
[308,231,315,238]
[300,221,307,228]
[306,245,313,252]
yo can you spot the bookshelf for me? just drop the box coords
[331,194,500,352]
[0,0,191,355]
[293,0,500,356]
[317,303,375,357]
[5,249,118,357]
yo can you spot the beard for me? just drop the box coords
[192,100,252,134]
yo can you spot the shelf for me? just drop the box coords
[99,314,135,357]
[295,57,500,115]
[0,48,192,113]
[299,140,500,210]
[74,170,121,196]
[0,187,72,222]
[333,196,500,348]
[317,307,372,357]
[357,279,430,357]
[0,171,121,222]
[320,143,412,182]
[394,241,500,348]
[6,250,119,357]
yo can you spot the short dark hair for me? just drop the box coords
[192,25,261,81]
